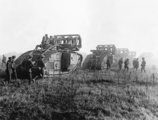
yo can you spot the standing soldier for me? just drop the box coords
[124,58,129,71]
[45,34,49,41]
[6,57,12,83]
[2,55,6,67]
[132,58,136,69]
[42,34,50,49]
[141,57,146,72]
[36,34,50,50]
[11,56,17,80]
[38,55,45,78]
[135,58,139,71]
[49,36,55,46]
[23,55,34,84]
[33,55,45,81]
[106,57,111,70]
[67,36,73,45]
[72,37,77,46]
[118,57,123,70]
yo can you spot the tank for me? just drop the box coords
[15,34,83,78]
[82,44,116,70]
[82,46,137,71]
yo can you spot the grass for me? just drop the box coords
[0,69,157,120]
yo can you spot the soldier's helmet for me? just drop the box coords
[50,35,53,39]
[12,55,16,59]
[8,57,12,60]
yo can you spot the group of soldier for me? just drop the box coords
[118,57,146,72]
[105,56,146,72]
[117,58,130,71]
[105,57,130,71]
[132,57,146,72]
[4,54,45,84]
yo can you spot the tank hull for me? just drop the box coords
[15,49,82,78]
[82,54,114,70]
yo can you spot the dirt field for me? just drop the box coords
[0,69,158,120]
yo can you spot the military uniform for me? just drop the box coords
[11,56,17,79]
[49,36,55,45]
[36,55,45,78]
[135,59,139,71]
[106,58,111,70]
[6,57,12,83]
[118,58,123,70]
[141,58,146,72]
[2,55,6,67]
[22,56,33,84]
[133,58,139,71]
[124,59,129,71]
[35,34,50,50]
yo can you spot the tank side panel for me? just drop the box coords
[45,52,61,75]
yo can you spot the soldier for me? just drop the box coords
[37,55,45,78]
[45,34,50,45]
[38,35,47,49]
[45,34,49,41]
[135,58,139,71]
[33,55,45,81]
[132,59,136,69]
[72,37,78,51]
[118,57,123,70]
[49,35,55,45]
[106,57,111,70]
[42,34,50,49]
[124,58,129,71]
[22,55,34,84]
[141,57,146,72]
[11,56,17,80]
[6,57,12,83]
[67,36,73,45]
[35,34,50,50]
[41,34,48,43]
[2,55,6,67]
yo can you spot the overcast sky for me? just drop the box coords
[0,0,158,56]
